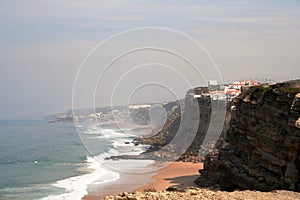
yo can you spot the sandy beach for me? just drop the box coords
[83,161,203,199]
[94,161,300,200]
[137,162,203,192]
[82,169,155,200]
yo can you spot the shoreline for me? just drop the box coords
[83,161,203,199]
[82,160,158,200]
[82,170,155,200]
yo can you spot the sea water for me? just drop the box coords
[0,120,152,200]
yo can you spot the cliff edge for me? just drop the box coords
[196,80,300,192]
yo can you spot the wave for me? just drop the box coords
[41,156,119,200]
[42,125,151,200]
[112,139,149,155]
[84,127,135,138]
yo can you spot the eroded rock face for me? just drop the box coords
[136,87,218,162]
[196,80,300,192]
[177,88,212,161]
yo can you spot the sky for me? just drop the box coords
[0,0,300,119]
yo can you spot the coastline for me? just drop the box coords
[83,161,203,199]
[82,161,156,200]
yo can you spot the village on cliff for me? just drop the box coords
[201,79,261,101]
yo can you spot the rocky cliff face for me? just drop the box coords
[135,87,226,162]
[178,91,226,162]
[196,80,300,192]
[134,102,182,150]
[178,88,212,161]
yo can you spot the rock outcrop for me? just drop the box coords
[196,80,300,192]
[103,187,300,200]
[133,101,182,150]
[135,87,226,162]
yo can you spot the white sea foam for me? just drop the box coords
[112,139,149,154]
[42,126,151,200]
[41,156,119,200]
[84,129,103,135]
[92,130,134,139]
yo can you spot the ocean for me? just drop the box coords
[0,119,153,200]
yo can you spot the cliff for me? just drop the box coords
[135,87,226,162]
[196,80,300,192]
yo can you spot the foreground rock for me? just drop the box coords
[103,187,300,200]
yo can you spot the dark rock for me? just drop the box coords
[135,87,226,162]
[195,80,300,192]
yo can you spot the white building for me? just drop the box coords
[208,80,218,86]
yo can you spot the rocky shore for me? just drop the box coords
[103,187,300,200]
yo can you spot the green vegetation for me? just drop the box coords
[277,87,300,94]
[251,86,271,99]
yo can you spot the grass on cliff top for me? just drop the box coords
[250,85,299,99]
[277,87,300,94]
[251,87,270,98]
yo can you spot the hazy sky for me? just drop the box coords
[1,0,300,119]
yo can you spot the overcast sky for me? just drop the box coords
[0,0,300,119]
